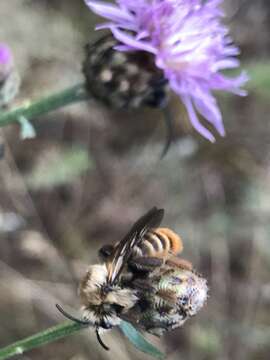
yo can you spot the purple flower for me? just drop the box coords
[85,0,248,142]
[0,44,20,107]
[0,43,13,80]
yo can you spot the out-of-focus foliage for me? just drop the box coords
[25,146,92,189]
[247,62,270,98]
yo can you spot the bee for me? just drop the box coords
[56,207,208,350]
[83,35,174,156]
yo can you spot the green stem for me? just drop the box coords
[0,321,87,360]
[0,83,90,128]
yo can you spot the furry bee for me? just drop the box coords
[57,207,208,350]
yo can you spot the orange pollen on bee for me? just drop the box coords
[155,227,183,255]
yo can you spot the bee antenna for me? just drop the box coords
[55,304,91,326]
[161,106,174,158]
[96,328,110,351]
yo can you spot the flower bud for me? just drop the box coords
[83,35,169,109]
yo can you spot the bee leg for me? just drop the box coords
[141,318,170,337]
[146,327,165,337]
[132,278,156,293]
[143,316,182,336]
[165,257,193,270]
[129,256,163,273]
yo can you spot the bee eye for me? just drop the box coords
[99,245,114,260]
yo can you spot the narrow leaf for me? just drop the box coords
[0,321,87,360]
[119,320,164,359]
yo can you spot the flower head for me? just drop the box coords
[85,0,248,142]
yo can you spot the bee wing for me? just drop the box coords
[107,207,164,284]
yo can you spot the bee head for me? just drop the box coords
[79,264,108,299]
[79,263,137,326]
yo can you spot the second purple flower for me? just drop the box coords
[85,0,248,142]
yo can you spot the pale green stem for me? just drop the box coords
[0,83,90,128]
[0,321,87,360]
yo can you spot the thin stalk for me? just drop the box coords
[0,83,90,128]
[0,321,87,360]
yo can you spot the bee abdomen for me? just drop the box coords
[155,228,183,254]
[133,227,183,258]
[99,227,183,264]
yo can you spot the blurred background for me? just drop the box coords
[0,0,270,359]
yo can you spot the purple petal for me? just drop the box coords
[0,44,12,65]
[193,96,225,136]
[211,72,249,95]
[85,1,134,23]
[110,27,157,54]
[211,58,240,71]
[181,95,216,142]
